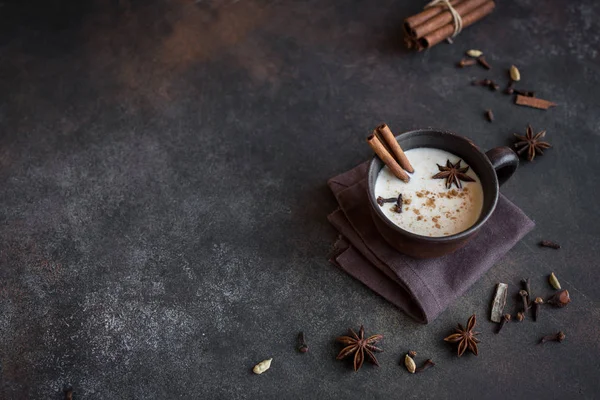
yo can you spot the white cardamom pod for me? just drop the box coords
[510,65,521,81]
[404,354,416,374]
[466,49,483,58]
[253,358,272,375]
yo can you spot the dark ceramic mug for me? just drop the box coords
[367,129,519,259]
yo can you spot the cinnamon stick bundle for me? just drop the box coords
[404,0,496,51]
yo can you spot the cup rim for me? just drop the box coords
[367,129,499,242]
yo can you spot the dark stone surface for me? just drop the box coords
[0,0,599,398]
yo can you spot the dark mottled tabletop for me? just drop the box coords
[1,0,599,399]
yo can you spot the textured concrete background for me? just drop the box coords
[0,0,599,398]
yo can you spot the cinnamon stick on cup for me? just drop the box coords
[367,134,410,183]
[376,124,414,173]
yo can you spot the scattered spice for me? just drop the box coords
[432,160,475,189]
[533,297,544,321]
[504,80,515,94]
[336,326,383,371]
[509,65,521,81]
[485,109,494,122]
[458,58,477,67]
[297,332,309,353]
[444,314,480,357]
[466,49,483,58]
[514,125,552,162]
[522,278,532,304]
[415,359,435,373]
[515,311,525,322]
[547,289,571,308]
[540,331,566,344]
[472,78,492,87]
[253,358,273,374]
[515,95,557,110]
[549,272,562,290]
[514,89,535,97]
[392,194,403,214]
[491,283,508,323]
[519,290,529,313]
[496,314,511,334]
[408,350,417,358]
[477,56,491,70]
[404,354,417,373]
[472,78,499,91]
[540,240,560,249]
[377,196,397,206]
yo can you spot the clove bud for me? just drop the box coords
[297,332,309,353]
[547,289,571,308]
[496,314,511,334]
[415,359,435,373]
[458,58,477,67]
[533,297,544,321]
[477,56,492,70]
[519,289,529,312]
[540,331,565,344]
[515,311,525,322]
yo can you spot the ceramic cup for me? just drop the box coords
[367,129,519,259]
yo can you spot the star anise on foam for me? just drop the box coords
[432,159,476,189]
[336,325,383,371]
[444,314,480,357]
[514,124,552,162]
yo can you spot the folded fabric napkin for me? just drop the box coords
[328,162,535,324]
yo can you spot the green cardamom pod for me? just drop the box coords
[549,272,561,290]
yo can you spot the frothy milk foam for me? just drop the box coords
[374,147,484,237]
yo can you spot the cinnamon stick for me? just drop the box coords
[411,0,490,39]
[515,95,557,110]
[404,0,462,37]
[367,134,410,182]
[376,124,414,173]
[419,1,495,50]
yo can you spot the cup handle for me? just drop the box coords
[485,147,519,186]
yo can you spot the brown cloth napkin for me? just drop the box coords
[328,162,535,324]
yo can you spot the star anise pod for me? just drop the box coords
[444,314,480,357]
[336,325,383,371]
[514,124,552,162]
[432,159,476,189]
